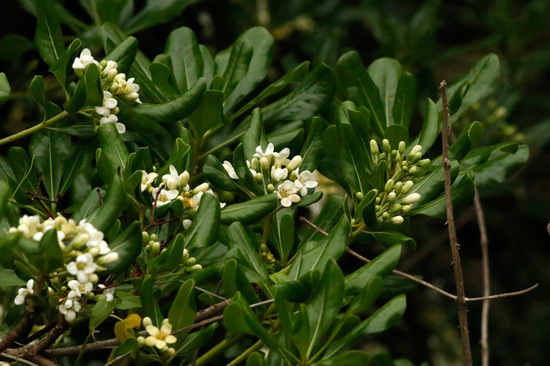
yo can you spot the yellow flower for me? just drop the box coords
[114,314,142,342]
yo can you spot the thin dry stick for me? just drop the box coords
[440,80,472,366]
[474,188,490,366]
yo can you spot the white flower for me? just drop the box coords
[11,215,41,238]
[66,253,97,283]
[96,91,118,116]
[294,169,318,196]
[222,161,238,179]
[14,279,34,305]
[162,165,189,190]
[390,216,404,225]
[112,73,142,104]
[141,318,177,351]
[59,298,82,322]
[253,143,276,160]
[72,48,99,70]
[182,219,192,230]
[152,188,179,207]
[271,166,288,182]
[97,284,115,302]
[141,171,158,192]
[101,60,118,76]
[67,279,93,299]
[78,220,110,255]
[97,252,119,265]
[273,148,290,167]
[402,193,421,205]
[277,181,301,207]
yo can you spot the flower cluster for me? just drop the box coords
[137,317,177,357]
[223,143,318,207]
[72,48,142,134]
[141,165,222,228]
[368,139,431,224]
[142,232,203,273]
[10,215,118,321]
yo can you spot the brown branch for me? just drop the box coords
[6,321,66,359]
[0,313,33,352]
[440,80,472,366]
[299,216,329,236]
[474,188,490,366]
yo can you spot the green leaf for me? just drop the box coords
[367,58,403,127]
[150,62,180,99]
[405,160,459,207]
[242,108,264,159]
[0,267,26,288]
[317,351,371,366]
[131,78,206,123]
[105,222,141,274]
[103,36,138,75]
[29,127,71,200]
[289,214,350,279]
[187,90,224,137]
[8,146,37,193]
[222,259,259,304]
[90,296,116,330]
[203,155,247,194]
[246,352,268,366]
[59,140,95,195]
[175,323,217,355]
[0,73,11,107]
[222,27,274,115]
[300,116,325,172]
[50,39,82,92]
[363,231,416,250]
[271,208,294,265]
[88,176,128,233]
[34,0,64,67]
[221,39,253,99]
[449,122,484,161]
[97,123,130,175]
[260,63,335,126]
[165,27,203,93]
[412,98,440,152]
[325,295,407,358]
[227,223,270,285]
[299,196,345,247]
[63,62,102,113]
[337,51,385,136]
[140,275,163,326]
[184,193,220,251]
[168,280,196,331]
[122,0,199,35]
[220,194,278,225]
[306,260,345,357]
[30,75,45,109]
[156,138,190,179]
[346,244,402,295]
[338,121,372,195]
[444,53,500,123]
[39,228,64,274]
[348,276,384,314]
[393,71,416,128]
[148,234,185,274]
[232,61,310,119]
[232,144,263,196]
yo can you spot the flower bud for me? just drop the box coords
[254,172,263,183]
[409,166,417,175]
[192,183,209,194]
[375,197,381,204]
[106,69,118,82]
[419,159,431,167]
[402,180,414,194]
[88,247,100,257]
[387,192,397,202]
[182,219,192,230]
[394,182,403,194]
[370,139,379,155]
[410,145,423,155]
[88,273,99,284]
[402,204,412,213]
[250,158,260,171]
[286,156,302,172]
[142,231,150,244]
[392,204,402,212]
[182,248,189,260]
[190,264,202,272]
[98,252,119,265]
[180,171,190,187]
[72,233,90,247]
[260,157,270,171]
[267,183,275,193]
[402,193,421,204]
[384,179,394,192]
[356,192,364,200]
[150,234,157,242]
[382,212,390,220]
[185,257,196,266]
[391,216,404,224]
[382,139,391,154]
[398,141,406,155]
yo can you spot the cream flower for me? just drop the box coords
[14,279,34,305]
[222,161,238,179]
[142,318,177,351]
[294,169,318,196]
[162,165,189,190]
[152,188,179,207]
[253,143,276,160]
[111,73,142,103]
[141,171,158,192]
[271,166,288,182]
[67,279,93,299]
[97,284,115,302]
[273,147,290,167]
[72,48,99,70]
[66,253,97,283]
[59,298,82,322]
[277,181,301,207]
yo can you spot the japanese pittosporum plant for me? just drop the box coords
[0,0,528,365]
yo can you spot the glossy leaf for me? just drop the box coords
[300,116,325,172]
[412,98,440,152]
[222,259,259,303]
[221,194,278,225]
[232,144,263,196]
[289,214,350,279]
[317,351,371,366]
[203,155,247,194]
[165,27,203,93]
[393,71,416,128]
[0,73,9,107]
[227,222,270,285]
[184,193,220,251]
[140,275,163,326]
[38,228,64,274]
[105,222,141,274]
[242,108,264,159]
[367,58,403,127]
[34,0,64,67]
[363,231,416,250]
[448,122,484,161]
[88,176,128,233]
[90,297,116,330]
[122,0,199,35]
[8,146,37,193]
[50,39,82,92]
[0,267,26,288]
[221,38,253,99]
[348,276,384,314]
[97,122,129,175]
[187,90,224,137]
[103,36,138,75]
[337,51,385,136]
[271,208,295,265]
[168,280,196,331]
[131,78,206,123]
[346,244,402,295]
[29,75,45,109]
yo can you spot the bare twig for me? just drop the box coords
[439,80,472,366]
[474,188,490,366]
[0,313,33,352]
[299,216,329,236]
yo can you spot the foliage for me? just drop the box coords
[0,0,533,365]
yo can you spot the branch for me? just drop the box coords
[440,80,472,366]
[0,312,33,352]
[0,111,70,146]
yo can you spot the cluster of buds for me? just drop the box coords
[72,48,142,134]
[137,317,177,357]
[259,243,276,269]
[140,165,224,229]
[370,139,431,183]
[222,143,318,207]
[141,232,202,273]
[366,139,431,224]
[9,215,118,321]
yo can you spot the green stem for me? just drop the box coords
[194,335,244,366]
[227,340,263,365]
[0,110,70,146]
